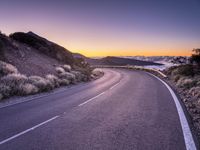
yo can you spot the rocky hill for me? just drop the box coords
[0,31,98,100]
[0,32,85,76]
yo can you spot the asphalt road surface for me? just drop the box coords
[0,69,197,150]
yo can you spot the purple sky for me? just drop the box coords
[0,0,200,56]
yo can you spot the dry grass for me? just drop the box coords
[189,86,200,98]
[58,72,76,83]
[46,74,60,88]
[0,61,18,77]
[63,65,71,72]
[0,61,92,100]
[28,76,53,91]
[176,77,196,89]
[55,67,65,74]
[18,83,39,95]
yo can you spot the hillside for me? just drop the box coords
[0,31,101,100]
[86,56,163,66]
[0,32,84,76]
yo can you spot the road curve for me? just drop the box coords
[0,68,196,150]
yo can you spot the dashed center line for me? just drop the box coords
[0,79,122,145]
[78,92,106,106]
[78,80,121,107]
[109,82,120,90]
[0,116,59,145]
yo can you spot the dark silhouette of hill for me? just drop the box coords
[10,32,74,65]
[86,56,163,66]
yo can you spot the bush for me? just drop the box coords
[0,73,41,96]
[191,48,200,67]
[1,73,28,89]
[70,70,85,82]
[176,77,196,89]
[63,65,71,72]
[0,84,12,98]
[58,72,76,83]
[172,74,181,82]
[18,83,39,95]
[0,61,18,77]
[28,76,53,91]
[45,74,60,88]
[189,86,200,98]
[179,65,194,76]
[55,67,65,74]
[58,78,70,86]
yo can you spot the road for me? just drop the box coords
[0,68,197,150]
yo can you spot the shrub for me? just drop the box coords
[172,74,181,82]
[0,84,12,98]
[58,79,70,86]
[0,61,18,77]
[176,77,196,89]
[92,69,103,76]
[28,76,53,91]
[63,64,71,72]
[177,65,194,76]
[191,48,200,67]
[55,67,65,74]
[71,70,84,81]
[0,73,29,96]
[45,74,60,88]
[189,86,200,98]
[1,73,27,87]
[18,83,39,95]
[58,72,76,83]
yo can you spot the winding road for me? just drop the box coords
[0,69,197,150]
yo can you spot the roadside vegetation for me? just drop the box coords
[0,60,103,101]
[164,49,200,139]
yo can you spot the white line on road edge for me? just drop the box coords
[0,116,59,145]
[148,73,197,150]
[78,92,105,106]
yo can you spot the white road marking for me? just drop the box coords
[148,73,197,150]
[0,116,59,145]
[78,80,121,107]
[109,82,120,90]
[78,92,105,106]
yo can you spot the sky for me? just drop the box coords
[0,0,200,57]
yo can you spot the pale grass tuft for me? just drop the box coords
[55,67,65,74]
[28,76,53,91]
[176,77,196,89]
[46,74,60,88]
[0,61,18,77]
[63,65,71,72]
[18,83,39,95]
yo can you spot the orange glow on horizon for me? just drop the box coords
[70,49,191,57]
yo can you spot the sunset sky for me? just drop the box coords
[0,0,200,57]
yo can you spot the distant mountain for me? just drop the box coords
[86,56,163,66]
[121,56,189,64]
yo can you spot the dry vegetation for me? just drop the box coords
[0,60,102,101]
[165,64,200,140]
